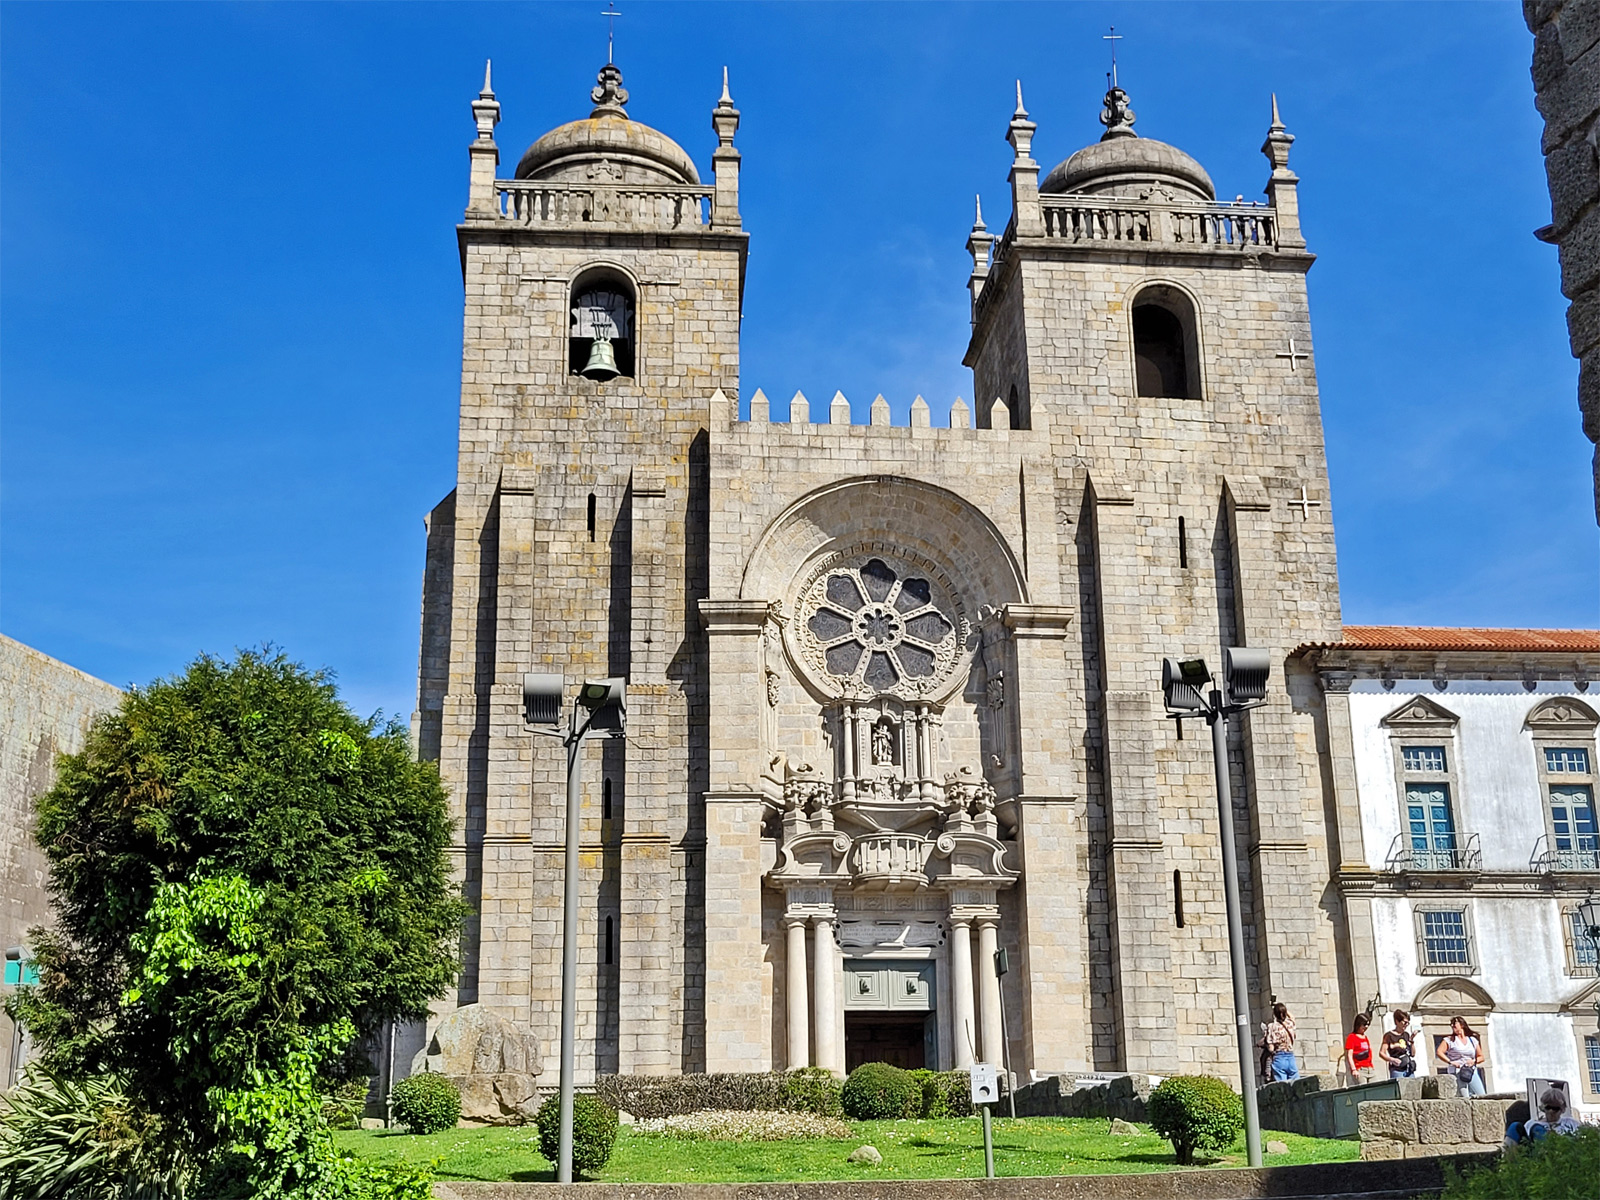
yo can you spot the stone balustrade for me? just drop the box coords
[493,180,712,229]
[737,389,1021,431]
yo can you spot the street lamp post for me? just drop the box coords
[1161,648,1272,1168]
[524,672,627,1184]
[1577,890,1600,1023]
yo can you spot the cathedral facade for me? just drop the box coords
[414,59,1595,1094]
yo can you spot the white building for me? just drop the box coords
[1300,627,1600,1114]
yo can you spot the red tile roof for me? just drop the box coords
[1319,626,1600,653]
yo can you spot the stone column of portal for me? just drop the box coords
[977,916,1004,1068]
[950,915,976,1068]
[785,915,810,1069]
[813,914,839,1073]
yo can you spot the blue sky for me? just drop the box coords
[2,1,1595,720]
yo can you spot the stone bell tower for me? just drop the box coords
[964,82,1345,1074]
[416,60,746,1077]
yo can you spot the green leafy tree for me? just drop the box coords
[7,649,464,1191]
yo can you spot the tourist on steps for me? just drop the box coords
[1380,1009,1419,1079]
[1343,1012,1374,1085]
[1260,1002,1299,1082]
[1436,1015,1487,1097]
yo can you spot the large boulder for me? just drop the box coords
[411,1005,542,1124]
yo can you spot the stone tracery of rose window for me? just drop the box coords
[802,557,957,697]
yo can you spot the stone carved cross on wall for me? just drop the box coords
[1276,337,1310,371]
[1290,486,1323,520]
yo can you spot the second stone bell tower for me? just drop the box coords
[418,61,746,1076]
[964,82,1345,1073]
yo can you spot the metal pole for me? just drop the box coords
[996,968,1015,1118]
[1208,696,1262,1167]
[557,716,586,1183]
[980,1102,995,1178]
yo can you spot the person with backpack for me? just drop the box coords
[1435,1015,1487,1097]
[1380,1009,1420,1079]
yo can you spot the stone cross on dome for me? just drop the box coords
[600,0,622,65]
[1099,25,1136,140]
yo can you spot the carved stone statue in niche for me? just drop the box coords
[871,721,895,769]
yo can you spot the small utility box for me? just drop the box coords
[970,1063,998,1106]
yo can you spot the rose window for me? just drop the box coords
[805,558,955,692]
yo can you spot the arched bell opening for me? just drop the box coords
[569,267,636,381]
[1131,284,1202,400]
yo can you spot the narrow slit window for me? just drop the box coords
[1178,516,1188,568]
[587,493,596,541]
[602,777,612,821]
[604,916,615,965]
[1174,869,1185,928]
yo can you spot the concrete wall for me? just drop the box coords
[0,635,122,1085]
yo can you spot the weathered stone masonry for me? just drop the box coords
[419,64,1348,1082]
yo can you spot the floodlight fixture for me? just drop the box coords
[578,678,625,711]
[523,672,565,727]
[1224,647,1272,707]
[1162,658,1208,713]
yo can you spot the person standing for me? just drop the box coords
[1435,1015,1486,1097]
[1343,1013,1375,1085]
[1380,1009,1419,1079]
[1260,1002,1299,1082]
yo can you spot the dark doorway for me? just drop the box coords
[845,1013,929,1071]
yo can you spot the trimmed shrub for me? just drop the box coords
[390,1072,461,1135]
[1444,1125,1600,1199]
[783,1068,845,1118]
[918,1070,974,1118]
[1147,1075,1243,1165]
[593,1071,845,1119]
[535,1094,619,1177]
[841,1063,921,1120]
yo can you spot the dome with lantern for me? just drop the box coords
[1040,84,1214,202]
[515,63,700,187]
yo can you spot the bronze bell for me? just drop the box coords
[581,337,620,381]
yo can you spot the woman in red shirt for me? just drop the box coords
[1344,1013,1375,1085]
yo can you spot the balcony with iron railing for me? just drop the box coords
[1383,832,1482,874]
[489,180,714,231]
[1531,833,1600,874]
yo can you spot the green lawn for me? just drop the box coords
[335,1118,1359,1184]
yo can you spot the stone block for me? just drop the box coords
[1560,0,1600,62]
[1570,288,1600,357]
[1360,1138,1405,1161]
[1471,1098,1514,1143]
[1359,1100,1418,1143]
[1579,353,1600,441]
[1416,1100,1474,1145]
[1545,133,1600,234]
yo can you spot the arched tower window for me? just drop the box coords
[569,269,636,381]
[1131,287,1200,399]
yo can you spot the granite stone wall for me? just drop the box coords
[1526,0,1600,520]
[0,635,122,1082]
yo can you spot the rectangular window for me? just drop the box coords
[1403,745,1448,773]
[1419,908,1471,969]
[1550,784,1597,852]
[1546,747,1591,774]
[1407,782,1458,867]
[1588,1035,1600,1097]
